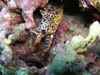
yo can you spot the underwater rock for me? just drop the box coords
[7,0,17,9]
[51,41,71,55]
[0,6,22,26]
[1,45,13,64]
[51,42,66,55]
[47,21,100,75]
[86,62,99,75]
[84,51,96,62]
[14,0,48,29]
[56,18,70,38]
[8,23,26,43]
[30,66,47,75]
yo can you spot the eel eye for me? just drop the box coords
[42,30,45,35]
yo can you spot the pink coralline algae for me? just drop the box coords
[14,0,48,29]
[0,7,22,26]
[56,18,70,38]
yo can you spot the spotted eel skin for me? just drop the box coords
[31,4,63,52]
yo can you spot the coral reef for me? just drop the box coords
[0,0,100,75]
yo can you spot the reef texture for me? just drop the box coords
[0,0,100,75]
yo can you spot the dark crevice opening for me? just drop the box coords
[12,41,26,46]
[23,58,44,68]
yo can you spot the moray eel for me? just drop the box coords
[31,4,63,52]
